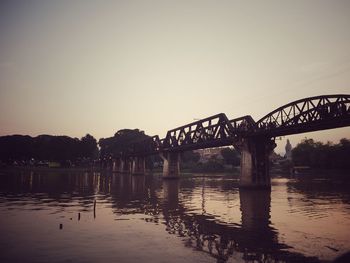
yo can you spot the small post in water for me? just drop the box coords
[93,200,96,219]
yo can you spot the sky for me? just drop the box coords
[0,0,350,154]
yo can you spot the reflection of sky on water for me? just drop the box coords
[271,179,350,260]
[0,171,349,262]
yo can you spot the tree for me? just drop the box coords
[0,135,33,162]
[292,138,350,169]
[0,134,99,163]
[99,129,150,159]
[80,134,98,159]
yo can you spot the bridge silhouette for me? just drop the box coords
[110,94,350,189]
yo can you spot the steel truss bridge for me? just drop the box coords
[129,94,350,156]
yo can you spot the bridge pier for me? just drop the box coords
[160,152,180,179]
[106,160,111,170]
[112,159,120,173]
[103,158,113,170]
[131,156,146,175]
[239,137,276,189]
[112,158,123,173]
[118,157,132,173]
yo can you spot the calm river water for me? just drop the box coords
[0,171,349,263]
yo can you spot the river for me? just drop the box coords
[0,171,349,262]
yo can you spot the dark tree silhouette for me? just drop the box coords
[98,129,150,159]
[0,134,98,164]
[80,134,98,159]
[292,138,350,169]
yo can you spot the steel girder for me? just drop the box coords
[126,94,350,156]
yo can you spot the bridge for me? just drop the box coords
[110,94,350,189]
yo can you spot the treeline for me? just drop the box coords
[0,128,243,171]
[0,129,157,167]
[0,134,98,164]
[7,127,349,172]
[99,129,149,158]
[292,138,350,169]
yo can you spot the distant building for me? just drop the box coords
[285,139,292,160]
[194,148,224,163]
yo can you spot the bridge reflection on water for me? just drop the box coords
[1,171,350,262]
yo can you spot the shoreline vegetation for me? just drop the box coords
[0,130,349,176]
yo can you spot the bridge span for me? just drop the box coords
[110,94,350,189]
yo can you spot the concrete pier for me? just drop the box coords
[112,158,123,173]
[112,157,145,174]
[160,152,180,178]
[118,157,132,173]
[102,159,113,170]
[112,159,119,173]
[131,156,146,175]
[239,137,276,189]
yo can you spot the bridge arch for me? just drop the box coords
[255,94,350,137]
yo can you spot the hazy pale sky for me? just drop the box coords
[1,0,350,153]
